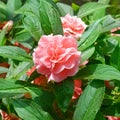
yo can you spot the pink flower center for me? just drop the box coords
[48,46,64,63]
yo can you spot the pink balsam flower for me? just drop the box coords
[33,34,81,82]
[61,14,87,39]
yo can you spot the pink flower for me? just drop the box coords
[33,34,81,82]
[61,14,87,39]
[106,116,120,120]
[72,79,82,100]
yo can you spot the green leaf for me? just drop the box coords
[0,79,27,98]
[0,29,6,46]
[0,12,6,21]
[7,62,33,80]
[0,67,8,74]
[0,1,7,20]
[7,0,22,19]
[77,2,109,18]
[72,3,80,12]
[95,111,106,120]
[0,46,32,62]
[26,86,60,120]
[23,0,63,40]
[101,15,120,33]
[56,2,73,16]
[7,0,22,11]
[14,29,31,42]
[78,19,101,51]
[96,36,118,55]
[75,64,120,81]
[93,48,105,64]
[78,15,115,51]
[81,46,95,63]
[39,0,63,35]
[23,13,43,41]
[98,0,110,4]
[110,42,120,71]
[12,99,53,120]
[0,1,6,11]
[91,0,110,20]
[54,79,74,112]
[73,80,105,120]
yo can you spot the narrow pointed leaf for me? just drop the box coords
[110,42,120,71]
[23,13,43,41]
[78,20,101,51]
[0,46,32,62]
[56,2,73,16]
[75,64,120,81]
[0,79,27,98]
[0,67,8,74]
[81,46,95,63]
[39,0,63,35]
[91,0,110,20]
[23,0,63,40]
[7,0,22,19]
[101,15,120,33]
[0,29,6,46]
[7,62,33,79]
[54,79,74,112]
[78,15,120,51]
[73,80,105,120]
[12,99,53,120]
[77,2,109,18]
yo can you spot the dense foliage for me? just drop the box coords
[0,0,120,120]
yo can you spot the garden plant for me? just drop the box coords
[0,0,120,120]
